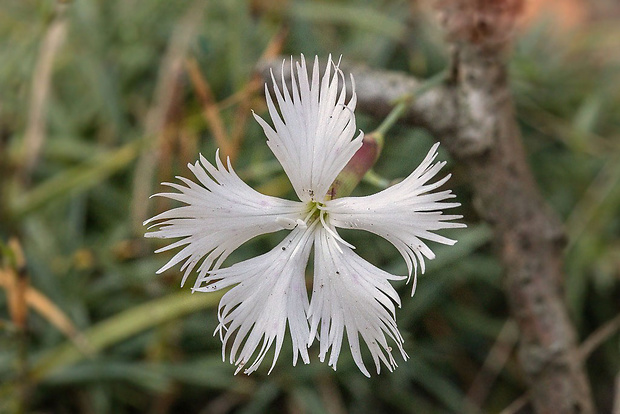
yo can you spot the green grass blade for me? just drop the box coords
[30,289,222,381]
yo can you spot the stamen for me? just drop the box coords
[303,203,319,223]
[319,210,355,251]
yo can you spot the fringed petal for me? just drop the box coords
[144,152,306,290]
[199,226,315,374]
[308,225,408,377]
[253,55,363,202]
[326,143,467,295]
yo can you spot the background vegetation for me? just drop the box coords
[1,0,619,412]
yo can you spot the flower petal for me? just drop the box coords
[326,143,467,294]
[197,225,315,375]
[308,225,408,377]
[144,151,307,290]
[253,55,363,203]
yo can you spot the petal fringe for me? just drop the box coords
[308,226,408,377]
[199,226,315,375]
[144,152,306,290]
[326,143,467,295]
[253,55,363,203]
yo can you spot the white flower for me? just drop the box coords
[144,55,465,376]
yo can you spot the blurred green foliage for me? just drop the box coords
[0,0,619,413]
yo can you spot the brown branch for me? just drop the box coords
[434,3,593,412]
[257,1,594,411]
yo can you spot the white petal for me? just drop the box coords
[253,55,363,203]
[308,226,408,377]
[144,152,307,290]
[198,225,315,375]
[326,143,467,294]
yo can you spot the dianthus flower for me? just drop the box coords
[145,55,465,376]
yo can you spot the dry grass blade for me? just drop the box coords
[130,1,204,235]
[20,2,68,184]
[0,272,92,355]
[217,27,289,113]
[2,239,28,329]
[0,239,91,354]
[579,313,620,360]
[500,394,529,414]
[185,57,233,157]
[466,320,518,408]
[229,27,289,157]
[27,287,92,354]
[2,270,28,328]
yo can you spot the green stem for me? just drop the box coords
[374,97,411,137]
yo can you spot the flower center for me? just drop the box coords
[303,201,324,226]
[303,201,354,251]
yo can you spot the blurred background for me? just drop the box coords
[1,0,619,413]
